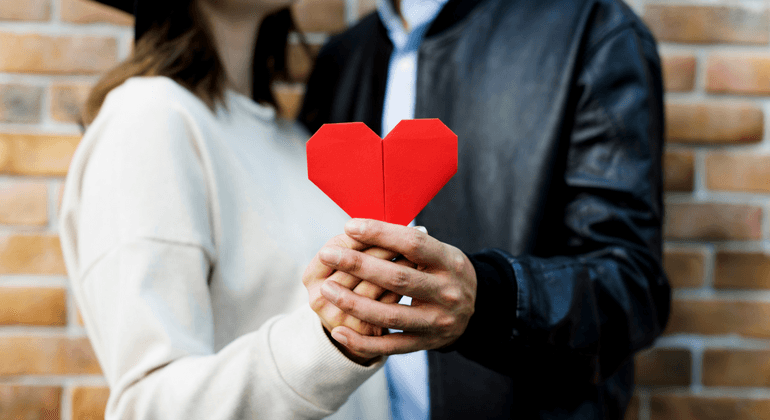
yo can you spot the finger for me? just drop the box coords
[321,280,433,332]
[379,291,402,304]
[352,246,402,298]
[331,245,402,293]
[319,246,440,300]
[363,246,400,261]
[316,299,384,336]
[344,219,448,267]
[331,326,423,356]
[352,279,387,300]
[364,258,414,304]
[303,233,371,286]
[302,253,335,288]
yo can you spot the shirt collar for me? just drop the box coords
[377,0,450,49]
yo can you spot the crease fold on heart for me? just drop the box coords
[307,119,457,226]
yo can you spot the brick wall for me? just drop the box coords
[0,0,767,419]
[626,1,770,419]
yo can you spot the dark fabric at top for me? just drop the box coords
[90,0,132,13]
[88,0,187,40]
[299,0,671,418]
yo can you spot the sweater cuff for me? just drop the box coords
[439,249,518,355]
[268,305,386,412]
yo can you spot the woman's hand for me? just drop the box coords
[303,233,414,365]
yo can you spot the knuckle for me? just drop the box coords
[392,266,411,290]
[361,220,374,236]
[344,251,364,273]
[440,287,462,306]
[382,310,401,328]
[309,295,325,312]
[449,247,467,274]
[405,229,426,254]
[434,313,456,332]
[329,311,345,327]
[336,293,356,313]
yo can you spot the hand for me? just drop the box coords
[303,234,412,364]
[317,219,477,357]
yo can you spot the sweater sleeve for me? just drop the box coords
[59,80,383,420]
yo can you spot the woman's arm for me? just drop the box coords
[60,82,383,419]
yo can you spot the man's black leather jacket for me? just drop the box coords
[300,0,671,418]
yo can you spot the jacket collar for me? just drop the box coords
[425,0,488,37]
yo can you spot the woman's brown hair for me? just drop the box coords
[82,2,296,125]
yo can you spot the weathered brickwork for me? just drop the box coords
[638,2,770,417]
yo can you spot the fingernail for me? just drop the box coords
[331,330,348,345]
[346,219,364,236]
[319,247,341,265]
[414,226,428,234]
[321,281,340,301]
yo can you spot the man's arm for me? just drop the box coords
[317,23,670,383]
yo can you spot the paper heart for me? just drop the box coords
[307,119,457,225]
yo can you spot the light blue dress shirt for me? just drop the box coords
[377,1,450,419]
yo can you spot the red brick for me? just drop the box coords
[714,252,770,290]
[666,103,763,144]
[706,153,770,193]
[662,55,696,92]
[663,248,705,288]
[0,84,44,124]
[650,394,770,420]
[0,336,101,375]
[0,234,67,275]
[0,133,80,176]
[703,349,770,386]
[0,181,47,225]
[665,300,770,338]
[663,150,693,192]
[635,348,691,386]
[0,0,50,21]
[61,0,133,25]
[292,0,346,33]
[707,54,770,95]
[0,287,66,326]
[71,386,109,420]
[274,84,304,120]
[51,83,91,124]
[0,385,61,420]
[0,33,117,74]
[664,203,762,241]
[644,5,770,45]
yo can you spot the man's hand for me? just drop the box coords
[317,219,477,356]
[302,233,408,364]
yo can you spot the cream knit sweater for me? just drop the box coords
[59,77,390,420]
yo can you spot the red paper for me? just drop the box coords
[307,119,457,225]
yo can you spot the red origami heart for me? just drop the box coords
[307,119,457,226]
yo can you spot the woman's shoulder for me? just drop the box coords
[95,76,210,128]
[76,76,216,183]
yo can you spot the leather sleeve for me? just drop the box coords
[453,24,670,384]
